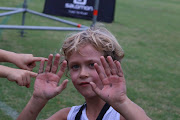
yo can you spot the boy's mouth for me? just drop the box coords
[79,82,90,86]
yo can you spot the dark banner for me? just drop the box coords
[43,0,115,23]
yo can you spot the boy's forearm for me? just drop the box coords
[17,96,48,120]
[113,96,151,120]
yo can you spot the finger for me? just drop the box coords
[28,71,38,77]
[33,57,48,62]
[94,63,106,80]
[45,54,53,72]
[16,80,23,86]
[90,82,102,96]
[26,74,31,87]
[17,81,23,86]
[38,59,45,74]
[115,61,124,77]
[22,75,26,87]
[57,60,67,79]
[51,54,60,73]
[25,76,30,88]
[55,79,69,94]
[100,56,111,76]
[25,74,31,88]
[107,56,117,75]
[15,76,22,86]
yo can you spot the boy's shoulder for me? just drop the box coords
[47,107,71,120]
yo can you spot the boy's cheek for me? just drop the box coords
[70,73,78,81]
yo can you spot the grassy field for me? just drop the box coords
[0,0,180,119]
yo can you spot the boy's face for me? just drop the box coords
[67,44,104,98]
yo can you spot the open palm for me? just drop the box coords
[91,56,127,105]
[33,54,68,100]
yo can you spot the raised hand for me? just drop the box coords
[90,56,127,105]
[33,54,68,101]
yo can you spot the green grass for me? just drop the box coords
[0,109,12,120]
[0,0,180,119]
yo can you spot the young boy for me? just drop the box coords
[0,49,47,88]
[17,27,151,120]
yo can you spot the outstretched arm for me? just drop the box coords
[90,56,151,120]
[0,65,37,88]
[0,49,47,70]
[17,54,68,120]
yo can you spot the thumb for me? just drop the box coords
[90,82,102,96]
[28,71,38,77]
[56,79,69,94]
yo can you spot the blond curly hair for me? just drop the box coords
[61,26,124,62]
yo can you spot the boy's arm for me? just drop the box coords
[113,96,150,120]
[17,54,68,120]
[47,107,71,120]
[17,96,48,120]
[18,98,70,120]
[90,56,151,120]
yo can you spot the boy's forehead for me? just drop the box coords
[67,44,103,61]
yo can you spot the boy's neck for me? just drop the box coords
[85,97,106,120]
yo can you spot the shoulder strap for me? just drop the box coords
[75,104,86,120]
[75,103,110,120]
[96,103,110,120]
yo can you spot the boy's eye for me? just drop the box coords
[71,65,79,70]
[89,63,95,68]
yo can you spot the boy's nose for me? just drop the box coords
[79,67,89,79]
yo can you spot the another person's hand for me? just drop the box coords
[6,67,37,88]
[33,54,68,101]
[12,53,47,71]
[90,56,127,105]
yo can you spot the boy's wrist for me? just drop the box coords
[111,95,129,109]
[112,96,135,118]
[17,96,48,120]
[32,94,48,104]
[30,96,48,110]
[113,96,149,120]
[116,96,132,110]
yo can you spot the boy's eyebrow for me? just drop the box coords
[86,59,101,65]
[68,61,79,66]
[69,58,100,65]
[88,59,99,63]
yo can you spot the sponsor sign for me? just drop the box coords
[43,0,115,23]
